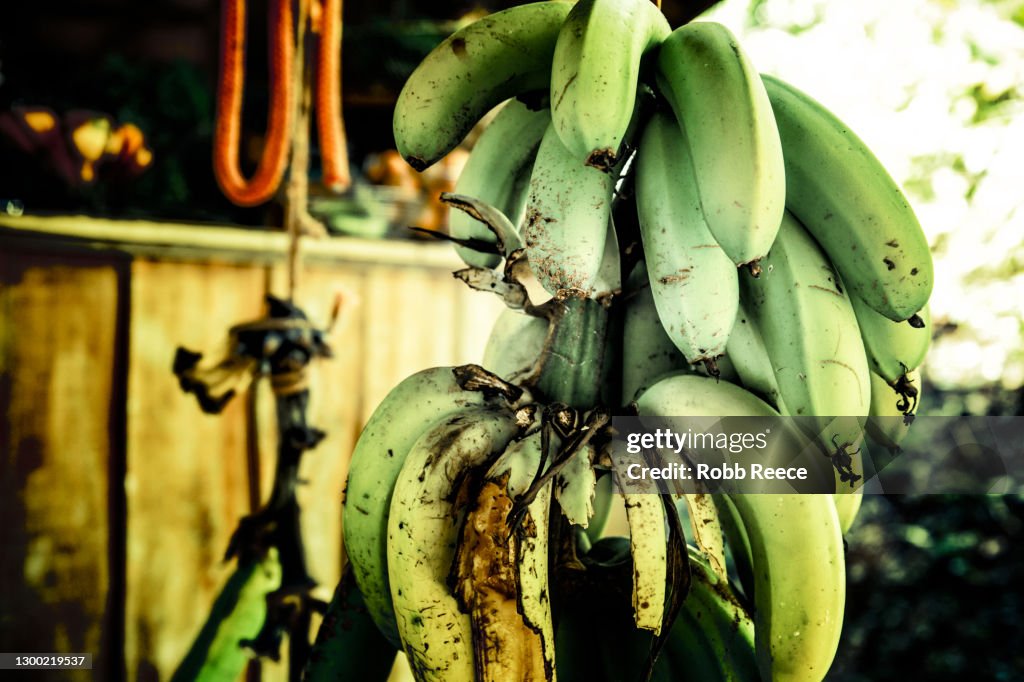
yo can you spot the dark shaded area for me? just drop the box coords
[0,0,723,222]
[835,494,1024,680]
[833,382,1024,680]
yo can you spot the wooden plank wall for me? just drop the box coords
[0,250,127,681]
[124,260,269,681]
[0,227,503,681]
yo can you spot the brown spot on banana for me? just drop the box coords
[451,37,468,59]
[585,147,617,172]
[808,284,843,297]
[658,268,692,285]
[454,477,550,681]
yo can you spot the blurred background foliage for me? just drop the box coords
[702,2,1024,679]
[1,1,1023,679]
[704,2,1024,675]
[837,495,1024,680]
[707,0,1024,398]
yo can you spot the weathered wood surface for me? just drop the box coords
[0,250,124,681]
[1,215,502,681]
[124,260,269,681]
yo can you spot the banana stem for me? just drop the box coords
[535,296,611,408]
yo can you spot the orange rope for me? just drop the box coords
[316,0,351,192]
[213,0,295,207]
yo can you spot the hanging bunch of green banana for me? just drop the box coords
[313,2,936,680]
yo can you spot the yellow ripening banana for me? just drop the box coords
[555,442,596,528]
[523,122,614,296]
[656,22,785,269]
[482,308,550,383]
[451,99,550,269]
[388,406,525,682]
[763,74,934,321]
[866,368,921,453]
[453,429,554,681]
[727,493,845,682]
[610,428,668,634]
[620,262,691,405]
[635,374,846,682]
[475,429,557,680]
[343,366,519,644]
[635,110,739,372]
[622,483,668,634]
[676,493,728,583]
[549,0,670,170]
[739,212,871,455]
[393,1,572,171]
[851,295,931,394]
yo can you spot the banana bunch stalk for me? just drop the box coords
[316,2,935,680]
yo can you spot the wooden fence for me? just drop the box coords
[0,215,502,680]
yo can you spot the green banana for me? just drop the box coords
[591,215,623,296]
[712,494,755,603]
[739,211,870,454]
[387,406,525,681]
[171,552,281,682]
[523,122,614,296]
[725,300,787,413]
[343,366,511,644]
[549,0,670,170]
[677,548,759,682]
[620,262,691,405]
[763,74,933,321]
[635,110,739,371]
[633,372,823,490]
[852,295,931,391]
[635,371,781,421]
[739,213,870,526]
[393,1,572,170]
[304,569,398,682]
[450,99,550,269]
[656,22,785,268]
[636,374,845,681]
[735,306,870,531]
[482,308,550,383]
[663,610,727,681]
